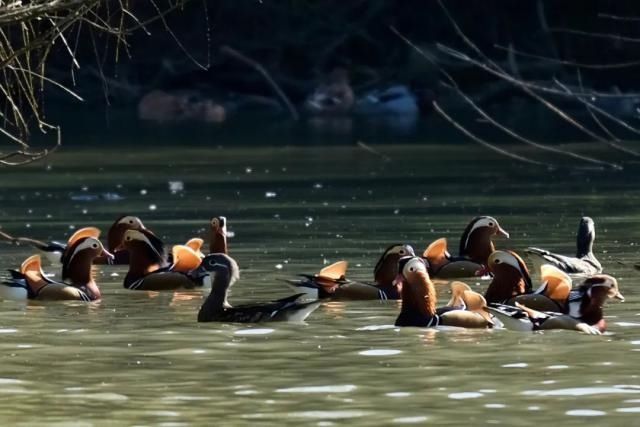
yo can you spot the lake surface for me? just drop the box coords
[0,143,639,425]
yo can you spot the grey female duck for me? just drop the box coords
[198,254,320,323]
[525,217,602,275]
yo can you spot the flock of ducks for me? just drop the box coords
[0,215,624,334]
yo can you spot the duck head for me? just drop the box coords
[61,236,113,299]
[374,244,415,286]
[485,250,533,304]
[396,256,436,317]
[120,228,166,276]
[459,216,509,264]
[576,216,596,258]
[573,275,624,329]
[108,215,146,252]
[201,253,240,309]
[209,216,228,254]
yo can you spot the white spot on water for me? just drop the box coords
[547,365,569,369]
[566,409,606,416]
[448,392,484,399]
[148,204,157,211]
[265,191,277,198]
[502,363,528,368]
[617,407,640,413]
[359,349,402,356]
[485,404,506,409]
[168,181,184,192]
[234,328,274,336]
[288,410,369,419]
[355,325,396,331]
[523,387,640,397]
[0,329,17,334]
[386,392,411,397]
[393,416,429,424]
[275,264,283,270]
[276,385,356,393]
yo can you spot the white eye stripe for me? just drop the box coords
[491,253,522,272]
[67,238,102,265]
[464,217,498,249]
[118,216,141,226]
[403,258,426,276]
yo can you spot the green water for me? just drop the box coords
[0,144,639,426]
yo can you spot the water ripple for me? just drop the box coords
[359,349,402,356]
[502,363,528,368]
[617,407,640,413]
[448,392,484,399]
[235,328,275,336]
[276,385,357,393]
[523,387,640,397]
[288,410,370,419]
[393,416,429,423]
[566,409,606,416]
[356,325,397,331]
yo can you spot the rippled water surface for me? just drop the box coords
[1,144,639,425]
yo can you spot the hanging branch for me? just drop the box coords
[433,101,548,167]
[435,0,639,158]
[0,0,194,166]
[220,45,300,121]
[391,26,607,169]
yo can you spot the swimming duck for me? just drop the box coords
[6,216,145,265]
[286,244,415,300]
[304,68,354,115]
[484,250,623,331]
[394,256,494,328]
[99,215,147,264]
[423,216,509,278]
[198,253,321,323]
[3,226,102,265]
[525,217,602,275]
[0,233,113,301]
[488,303,603,334]
[119,228,213,291]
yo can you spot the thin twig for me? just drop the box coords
[220,45,299,120]
[433,101,548,167]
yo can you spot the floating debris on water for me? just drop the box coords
[168,181,184,193]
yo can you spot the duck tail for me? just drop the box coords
[282,276,322,300]
[276,293,322,322]
[0,270,29,300]
[487,303,534,332]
